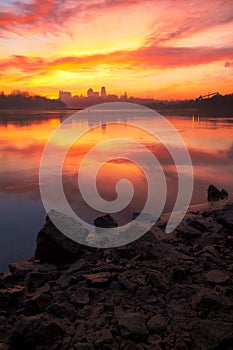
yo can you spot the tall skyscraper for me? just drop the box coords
[101,86,106,97]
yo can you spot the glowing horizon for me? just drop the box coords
[0,0,232,100]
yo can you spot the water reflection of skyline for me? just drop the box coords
[0,111,233,271]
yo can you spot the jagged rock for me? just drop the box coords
[11,314,64,349]
[94,213,118,228]
[114,308,148,337]
[205,269,230,284]
[35,210,88,263]
[207,184,221,202]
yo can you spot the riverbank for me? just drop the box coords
[0,199,233,349]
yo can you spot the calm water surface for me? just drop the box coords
[0,109,233,271]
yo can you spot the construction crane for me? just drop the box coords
[196,92,219,101]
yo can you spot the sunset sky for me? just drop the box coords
[0,0,232,99]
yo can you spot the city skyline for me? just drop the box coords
[0,1,232,99]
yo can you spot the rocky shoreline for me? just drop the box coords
[0,199,233,350]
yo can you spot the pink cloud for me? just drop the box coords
[0,43,232,77]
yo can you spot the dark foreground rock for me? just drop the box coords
[0,200,233,349]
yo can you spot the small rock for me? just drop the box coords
[205,269,230,284]
[150,271,169,292]
[74,343,95,350]
[114,308,148,337]
[147,315,167,333]
[46,302,77,321]
[175,339,188,350]
[70,288,90,305]
[117,276,137,291]
[67,259,87,275]
[83,272,111,287]
[94,329,115,346]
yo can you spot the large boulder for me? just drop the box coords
[207,185,221,202]
[94,214,118,228]
[11,314,64,349]
[35,210,89,263]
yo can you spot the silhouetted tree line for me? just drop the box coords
[147,94,233,116]
[194,94,233,114]
[0,91,66,109]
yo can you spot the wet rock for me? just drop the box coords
[11,314,64,349]
[94,213,118,228]
[205,269,230,284]
[207,184,221,202]
[35,210,88,263]
[114,308,148,337]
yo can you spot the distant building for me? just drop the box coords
[120,91,128,100]
[101,86,106,97]
[87,88,99,98]
[59,90,72,103]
